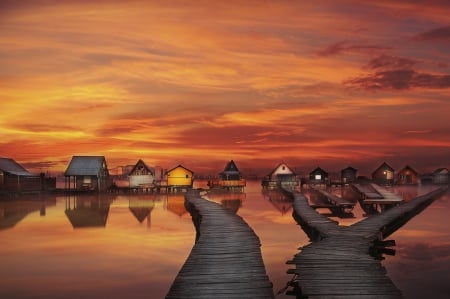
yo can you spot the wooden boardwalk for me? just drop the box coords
[166,190,274,299]
[285,186,447,298]
[309,185,355,213]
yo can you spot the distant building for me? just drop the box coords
[0,157,43,193]
[309,167,329,185]
[166,164,194,191]
[432,168,449,184]
[372,162,395,185]
[64,156,112,192]
[262,162,298,189]
[207,160,246,191]
[396,165,418,185]
[340,166,358,185]
[128,159,154,188]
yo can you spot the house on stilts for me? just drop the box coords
[64,156,112,192]
[261,162,299,190]
[207,160,246,191]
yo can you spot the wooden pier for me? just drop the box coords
[166,190,274,299]
[352,183,403,213]
[284,186,447,298]
[309,185,355,214]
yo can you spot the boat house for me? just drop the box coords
[166,164,194,192]
[309,167,329,185]
[0,157,43,193]
[396,165,418,185]
[372,162,395,185]
[64,156,112,192]
[341,166,358,185]
[261,162,298,189]
[128,159,155,188]
[432,168,449,184]
[207,160,246,191]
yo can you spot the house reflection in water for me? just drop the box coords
[129,198,155,227]
[0,197,56,230]
[166,194,188,217]
[262,189,292,215]
[207,192,245,214]
[64,195,113,228]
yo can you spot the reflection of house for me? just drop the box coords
[309,167,329,185]
[207,192,246,214]
[0,198,56,230]
[129,198,155,227]
[166,165,194,192]
[166,194,187,217]
[262,162,298,189]
[396,165,418,185]
[128,159,154,188]
[432,168,449,184]
[341,166,357,185]
[262,189,292,215]
[64,196,112,228]
[207,160,246,191]
[0,157,43,193]
[64,156,112,192]
[372,162,395,185]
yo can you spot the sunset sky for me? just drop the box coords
[1,0,449,176]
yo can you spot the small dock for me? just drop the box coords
[352,183,403,213]
[309,185,355,214]
[166,190,274,299]
[284,186,447,298]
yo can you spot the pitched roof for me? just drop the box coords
[0,157,33,176]
[398,165,418,175]
[64,156,108,176]
[166,164,194,175]
[267,162,296,176]
[129,159,154,176]
[372,162,394,175]
[310,167,328,175]
[221,160,241,175]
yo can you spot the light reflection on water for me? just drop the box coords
[0,181,448,299]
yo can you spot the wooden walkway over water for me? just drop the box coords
[166,190,274,299]
[309,185,355,213]
[352,183,404,213]
[285,186,447,298]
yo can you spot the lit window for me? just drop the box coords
[315,174,321,180]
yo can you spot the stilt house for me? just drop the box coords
[166,164,194,191]
[128,159,154,188]
[309,167,329,185]
[341,166,357,185]
[261,162,298,189]
[372,162,395,185]
[432,168,449,184]
[207,160,246,191]
[64,156,112,192]
[396,165,418,185]
[0,157,42,193]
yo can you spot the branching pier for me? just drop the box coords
[284,186,447,298]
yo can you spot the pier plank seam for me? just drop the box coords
[284,186,447,298]
[166,190,275,299]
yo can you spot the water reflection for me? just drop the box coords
[128,198,155,227]
[0,196,56,230]
[262,189,292,215]
[207,191,246,214]
[64,195,113,228]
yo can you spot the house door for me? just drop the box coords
[406,175,412,184]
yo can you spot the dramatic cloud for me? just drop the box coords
[414,25,450,41]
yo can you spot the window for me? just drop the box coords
[315,174,321,180]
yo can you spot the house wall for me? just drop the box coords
[129,174,154,187]
[167,168,193,187]
[397,170,418,185]
[372,168,395,185]
[2,174,42,192]
[270,164,294,180]
[433,172,449,184]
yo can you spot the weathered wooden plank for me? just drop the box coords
[166,190,275,299]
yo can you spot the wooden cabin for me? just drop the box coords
[396,165,418,185]
[341,166,357,185]
[0,157,43,193]
[309,167,329,185]
[64,156,112,192]
[432,168,449,184]
[128,159,154,188]
[207,160,246,191]
[261,162,298,189]
[166,164,194,192]
[372,162,395,185]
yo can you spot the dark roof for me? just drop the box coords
[341,166,357,172]
[433,167,449,174]
[64,156,108,176]
[398,165,418,175]
[166,164,194,175]
[310,167,328,175]
[221,160,241,175]
[0,157,33,176]
[372,162,394,175]
[129,159,154,176]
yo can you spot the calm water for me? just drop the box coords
[0,181,449,299]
